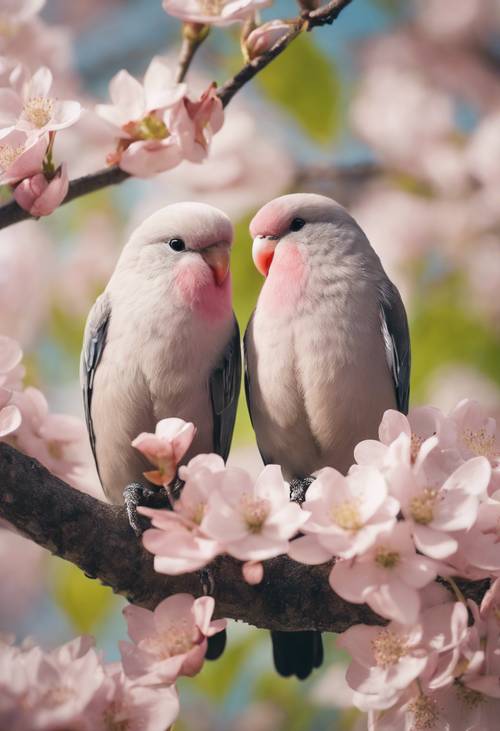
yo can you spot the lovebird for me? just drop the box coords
[81,202,241,658]
[244,193,410,680]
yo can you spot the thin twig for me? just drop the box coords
[0,0,354,231]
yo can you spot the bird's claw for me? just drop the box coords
[123,482,171,537]
[289,476,315,504]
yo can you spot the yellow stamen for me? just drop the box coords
[371,629,408,667]
[23,96,54,128]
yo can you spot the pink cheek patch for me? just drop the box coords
[175,261,231,321]
[259,241,308,312]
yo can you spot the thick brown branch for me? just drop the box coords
[0,0,354,231]
[0,443,489,632]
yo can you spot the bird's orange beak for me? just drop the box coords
[252,236,278,277]
[202,244,230,286]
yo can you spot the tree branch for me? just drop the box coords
[0,0,354,231]
[0,443,488,632]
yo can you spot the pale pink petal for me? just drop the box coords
[242,560,264,584]
[379,409,411,444]
[288,534,332,565]
[441,456,491,497]
[0,404,22,437]
[354,439,387,466]
[192,596,216,635]
[120,139,182,177]
[108,69,145,121]
[412,523,458,559]
[0,335,22,373]
[123,604,156,644]
[368,579,421,624]
[26,66,53,98]
[154,594,195,632]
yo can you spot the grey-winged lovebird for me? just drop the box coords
[244,193,410,680]
[81,202,241,661]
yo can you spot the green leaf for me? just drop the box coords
[410,277,500,401]
[256,33,341,144]
[52,558,118,634]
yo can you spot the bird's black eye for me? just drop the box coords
[290,217,305,232]
[168,238,186,252]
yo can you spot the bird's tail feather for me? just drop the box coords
[271,630,323,680]
[206,629,227,661]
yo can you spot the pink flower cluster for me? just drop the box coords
[0,593,223,730]
[136,401,500,729]
[0,334,88,488]
[96,56,224,177]
[133,417,308,580]
[0,65,81,215]
[287,401,498,729]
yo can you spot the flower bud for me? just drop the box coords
[14,164,69,217]
[245,20,291,59]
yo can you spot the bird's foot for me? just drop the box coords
[123,482,171,537]
[289,476,315,504]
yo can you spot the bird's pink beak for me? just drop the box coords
[252,235,279,277]
[202,243,230,286]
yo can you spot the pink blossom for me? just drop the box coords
[172,83,224,164]
[97,666,180,731]
[329,522,438,624]
[139,453,225,573]
[0,129,47,185]
[352,66,454,169]
[13,163,68,217]
[95,56,187,177]
[354,407,449,473]
[120,594,226,684]
[245,20,291,59]
[162,0,272,27]
[141,509,222,574]
[0,66,81,141]
[340,602,468,714]
[448,495,500,578]
[202,464,309,561]
[95,57,186,134]
[448,399,500,492]
[389,456,490,560]
[132,417,196,487]
[288,466,398,564]
[0,636,106,730]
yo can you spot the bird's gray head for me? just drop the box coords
[116,201,234,290]
[249,193,371,277]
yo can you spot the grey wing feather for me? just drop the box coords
[243,317,272,466]
[379,282,411,415]
[80,293,111,476]
[210,316,241,461]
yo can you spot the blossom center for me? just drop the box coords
[408,694,440,729]
[0,144,24,172]
[240,494,271,533]
[331,500,363,531]
[0,15,17,38]
[410,433,424,463]
[375,545,400,568]
[141,625,194,658]
[410,488,438,525]
[371,629,408,667]
[454,680,484,709]
[190,501,206,525]
[461,427,498,461]
[103,702,129,731]
[200,0,225,15]
[23,97,54,128]
[123,114,169,141]
[41,686,75,708]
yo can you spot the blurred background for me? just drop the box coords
[1,0,500,728]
